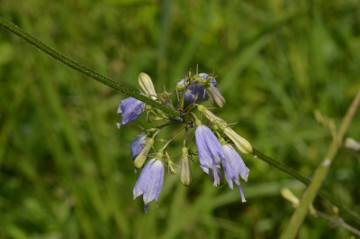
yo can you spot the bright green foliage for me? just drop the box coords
[0,0,360,238]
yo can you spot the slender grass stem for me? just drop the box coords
[252,148,360,225]
[280,89,360,239]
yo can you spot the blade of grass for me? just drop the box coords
[280,89,360,239]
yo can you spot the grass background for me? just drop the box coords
[1,0,360,238]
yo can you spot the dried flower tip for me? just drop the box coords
[134,138,154,168]
[223,127,253,154]
[206,84,225,108]
[180,147,192,186]
[138,72,157,99]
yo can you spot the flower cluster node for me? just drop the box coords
[117,71,253,210]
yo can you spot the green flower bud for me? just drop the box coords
[223,127,253,154]
[198,105,252,154]
[197,105,224,123]
[180,146,192,186]
[138,72,157,99]
[134,138,154,168]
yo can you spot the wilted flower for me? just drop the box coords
[130,133,147,160]
[133,158,164,211]
[195,125,224,186]
[221,144,249,202]
[177,73,217,103]
[117,97,145,127]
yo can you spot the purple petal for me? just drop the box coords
[222,144,249,182]
[237,184,246,203]
[133,159,164,210]
[221,144,249,202]
[195,125,225,186]
[117,97,145,126]
[130,133,147,160]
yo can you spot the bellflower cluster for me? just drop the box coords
[116,71,253,210]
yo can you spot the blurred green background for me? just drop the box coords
[1,0,360,238]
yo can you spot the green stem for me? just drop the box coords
[252,148,360,224]
[0,17,183,122]
[160,128,186,152]
[280,89,360,239]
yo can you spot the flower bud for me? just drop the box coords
[344,138,360,151]
[206,84,225,108]
[138,72,157,99]
[134,138,154,168]
[223,127,253,154]
[180,147,192,186]
[197,105,252,154]
[197,105,224,123]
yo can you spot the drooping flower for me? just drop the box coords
[117,97,145,127]
[130,133,147,160]
[221,144,250,202]
[195,125,225,186]
[177,73,218,103]
[133,158,164,211]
